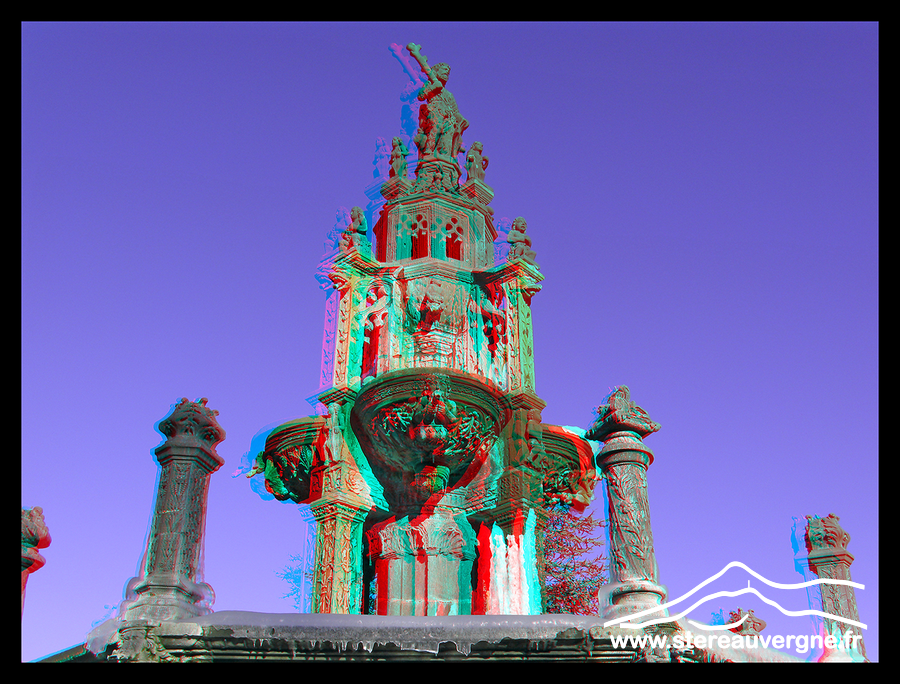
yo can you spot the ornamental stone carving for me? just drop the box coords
[21,506,50,617]
[250,43,599,619]
[728,607,766,635]
[465,141,489,183]
[586,385,660,442]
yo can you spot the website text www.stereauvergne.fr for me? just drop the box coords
[609,631,863,656]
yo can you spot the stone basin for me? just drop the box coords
[350,368,508,500]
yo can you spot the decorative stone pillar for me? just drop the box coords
[502,259,542,396]
[803,514,867,661]
[121,397,225,623]
[21,506,50,617]
[309,389,373,614]
[586,386,667,621]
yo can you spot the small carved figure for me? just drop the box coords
[338,206,369,253]
[389,137,409,179]
[465,141,489,182]
[407,43,468,161]
[372,137,390,180]
[409,375,459,445]
[506,217,539,267]
[325,207,350,252]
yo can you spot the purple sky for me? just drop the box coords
[22,22,878,662]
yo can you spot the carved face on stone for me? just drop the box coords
[512,217,527,233]
[433,63,450,85]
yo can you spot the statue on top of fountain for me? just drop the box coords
[407,43,469,163]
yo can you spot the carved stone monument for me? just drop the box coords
[250,43,597,617]
[50,41,867,664]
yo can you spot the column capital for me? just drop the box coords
[585,386,660,443]
[154,398,225,472]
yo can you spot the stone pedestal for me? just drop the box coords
[381,176,412,201]
[586,387,667,622]
[462,178,494,206]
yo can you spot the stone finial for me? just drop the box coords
[585,386,661,442]
[728,607,766,635]
[802,513,867,661]
[158,397,225,453]
[805,513,851,555]
[506,217,539,269]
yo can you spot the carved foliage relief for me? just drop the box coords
[605,462,657,583]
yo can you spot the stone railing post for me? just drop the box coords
[121,397,225,623]
[803,514,867,661]
[21,506,51,617]
[586,386,667,621]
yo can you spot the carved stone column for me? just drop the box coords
[309,389,374,614]
[803,514,867,661]
[21,506,50,617]
[121,398,224,623]
[586,386,667,620]
[502,262,542,395]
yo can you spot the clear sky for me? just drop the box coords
[22,22,878,662]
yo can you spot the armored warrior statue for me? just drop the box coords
[407,43,469,162]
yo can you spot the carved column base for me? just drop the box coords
[120,577,215,623]
[600,580,669,622]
